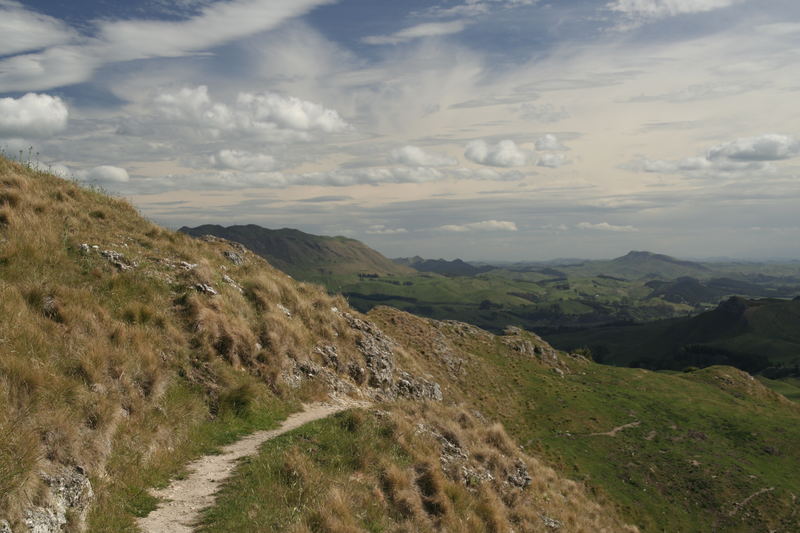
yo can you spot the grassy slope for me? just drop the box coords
[366,308,800,533]
[202,304,800,532]
[202,405,638,533]
[0,158,363,531]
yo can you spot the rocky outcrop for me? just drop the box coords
[343,312,397,389]
[341,312,442,400]
[501,326,565,369]
[394,371,443,401]
[22,466,93,533]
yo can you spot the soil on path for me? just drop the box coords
[137,400,365,533]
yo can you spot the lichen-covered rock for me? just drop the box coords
[501,327,563,367]
[541,514,563,530]
[223,250,243,265]
[194,283,218,295]
[100,249,133,271]
[394,371,442,401]
[507,458,532,488]
[343,312,395,389]
[23,466,93,533]
[315,344,340,370]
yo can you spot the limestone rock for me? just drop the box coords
[394,371,442,401]
[223,250,243,265]
[100,249,133,271]
[507,459,532,488]
[194,283,218,296]
[24,466,93,533]
[343,312,396,389]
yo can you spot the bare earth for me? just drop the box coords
[137,400,365,533]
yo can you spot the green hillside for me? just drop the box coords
[206,308,800,532]
[545,296,800,375]
[180,224,414,279]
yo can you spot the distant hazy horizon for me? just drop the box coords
[2,0,799,260]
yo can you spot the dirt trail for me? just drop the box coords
[137,400,366,533]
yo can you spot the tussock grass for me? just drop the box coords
[0,156,368,529]
[202,405,639,532]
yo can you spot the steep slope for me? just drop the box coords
[180,224,413,280]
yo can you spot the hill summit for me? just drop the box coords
[180,224,413,280]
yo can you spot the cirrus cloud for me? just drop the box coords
[0,0,77,56]
[607,0,745,20]
[363,20,469,45]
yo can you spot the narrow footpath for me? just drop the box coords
[137,400,363,533]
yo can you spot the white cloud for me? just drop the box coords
[632,134,800,179]
[707,134,800,161]
[576,222,638,232]
[0,0,334,92]
[0,93,69,138]
[237,92,350,133]
[75,165,130,184]
[211,149,276,172]
[363,20,469,45]
[366,225,409,235]
[607,0,744,20]
[535,134,568,151]
[537,153,568,168]
[0,0,77,56]
[141,86,349,141]
[390,145,456,167]
[464,139,531,167]
[439,220,518,232]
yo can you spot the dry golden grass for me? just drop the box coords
[0,157,376,529]
[204,403,639,533]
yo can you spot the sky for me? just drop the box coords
[1,0,800,261]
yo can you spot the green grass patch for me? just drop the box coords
[200,409,409,532]
[86,380,296,532]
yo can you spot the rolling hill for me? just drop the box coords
[2,156,800,532]
[179,224,413,279]
[545,296,800,375]
[394,256,493,276]
[559,250,712,280]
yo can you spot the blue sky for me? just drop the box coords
[2,0,800,260]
